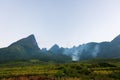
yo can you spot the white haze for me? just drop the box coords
[64,43,100,61]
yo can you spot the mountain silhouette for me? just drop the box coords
[0,35,71,63]
[0,34,120,62]
[9,34,40,55]
[0,34,40,62]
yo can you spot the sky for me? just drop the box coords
[0,0,120,49]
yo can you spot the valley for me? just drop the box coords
[0,34,120,80]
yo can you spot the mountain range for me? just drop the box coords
[0,34,120,63]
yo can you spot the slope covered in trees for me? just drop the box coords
[0,34,120,63]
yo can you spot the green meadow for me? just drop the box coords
[0,58,120,80]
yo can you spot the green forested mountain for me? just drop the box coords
[0,35,40,62]
[0,35,71,63]
[0,34,120,63]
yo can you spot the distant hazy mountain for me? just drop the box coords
[49,44,60,53]
[111,34,120,44]
[49,44,65,54]
[63,42,99,61]
[97,35,120,58]
[0,34,120,62]
[41,48,47,52]
[63,34,120,61]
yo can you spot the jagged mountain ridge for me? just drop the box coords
[97,34,120,58]
[9,34,39,48]
[48,35,120,61]
[0,34,120,62]
[8,34,40,55]
[0,34,71,63]
[111,34,120,44]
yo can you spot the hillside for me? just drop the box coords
[0,34,120,63]
[0,35,71,63]
[0,34,120,80]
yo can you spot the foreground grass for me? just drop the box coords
[0,59,120,80]
[0,61,57,78]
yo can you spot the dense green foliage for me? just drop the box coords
[0,58,119,80]
[39,51,72,63]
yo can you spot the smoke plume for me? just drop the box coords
[63,43,100,61]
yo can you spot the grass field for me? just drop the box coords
[0,59,120,80]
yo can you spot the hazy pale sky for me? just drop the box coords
[0,0,120,49]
